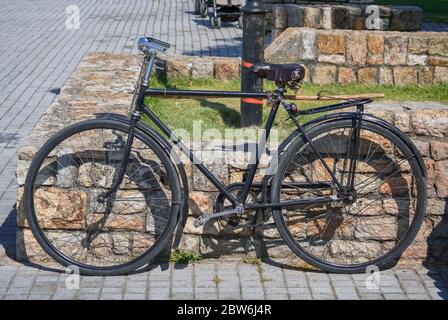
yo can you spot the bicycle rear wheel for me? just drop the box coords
[24,119,181,275]
[271,119,426,273]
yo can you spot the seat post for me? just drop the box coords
[142,51,157,86]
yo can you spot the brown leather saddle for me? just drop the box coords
[251,63,306,85]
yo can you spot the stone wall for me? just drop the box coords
[265,28,448,85]
[262,1,421,34]
[270,3,422,39]
[16,53,142,263]
[161,55,241,80]
[15,52,448,268]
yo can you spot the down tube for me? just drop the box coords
[141,106,238,205]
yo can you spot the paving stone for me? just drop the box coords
[195,292,218,299]
[241,287,264,300]
[78,292,100,300]
[28,292,53,300]
[218,289,241,300]
[383,293,408,300]
[125,284,147,294]
[265,286,289,300]
[3,293,29,300]
[148,281,171,288]
[381,286,405,294]
[102,287,124,294]
[100,293,123,300]
[171,291,194,300]
[288,288,313,300]
[313,292,336,300]
[52,289,79,300]
[406,293,430,300]
[359,293,383,300]
[103,277,126,288]
[123,293,146,300]
[334,287,360,300]
[400,280,427,294]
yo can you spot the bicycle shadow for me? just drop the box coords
[2,205,67,273]
[422,201,448,299]
[191,18,240,29]
[197,133,419,273]
[0,206,18,262]
[199,100,240,127]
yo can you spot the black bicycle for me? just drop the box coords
[24,37,427,275]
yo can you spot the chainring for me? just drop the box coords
[214,184,261,227]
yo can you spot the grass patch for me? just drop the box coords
[144,76,448,139]
[212,275,221,285]
[242,256,262,266]
[169,249,202,264]
[376,0,448,23]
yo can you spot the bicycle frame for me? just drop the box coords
[120,50,369,222]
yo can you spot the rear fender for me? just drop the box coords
[260,111,427,202]
[278,112,427,177]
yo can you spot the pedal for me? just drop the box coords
[193,215,207,228]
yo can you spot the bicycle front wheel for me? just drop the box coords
[24,119,181,275]
[271,119,426,273]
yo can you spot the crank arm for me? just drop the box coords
[194,206,244,227]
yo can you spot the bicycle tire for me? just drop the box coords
[271,119,426,273]
[24,119,181,276]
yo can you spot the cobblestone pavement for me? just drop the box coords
[0,263,447,300]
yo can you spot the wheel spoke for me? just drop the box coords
[29,124,177,271]
[275,122,424,269]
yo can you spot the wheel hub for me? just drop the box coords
[343,189,358,204]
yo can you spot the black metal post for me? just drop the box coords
[240,0,266,127]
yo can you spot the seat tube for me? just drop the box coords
[347,104,364,190]
[238,98,280,203]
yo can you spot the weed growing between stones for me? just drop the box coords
[170,248,203,264]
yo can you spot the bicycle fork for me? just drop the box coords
[346,105,364,193]
[97,111,140,202]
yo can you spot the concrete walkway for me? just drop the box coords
[0,263,447,300]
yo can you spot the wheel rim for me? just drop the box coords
[27,125,177,269]
[275,123,425,268]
